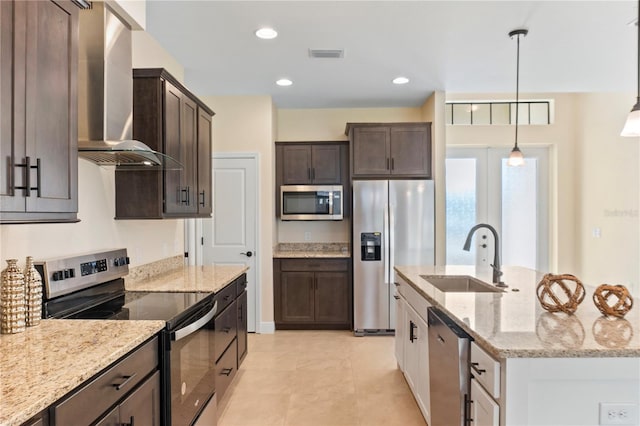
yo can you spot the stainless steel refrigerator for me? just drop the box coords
[353,180,435,335]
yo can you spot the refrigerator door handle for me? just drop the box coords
[389,201,395,285]
[383,202,390,285]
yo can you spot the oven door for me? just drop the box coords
[168,299,217,426]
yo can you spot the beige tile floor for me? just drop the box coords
[217,331,427,426]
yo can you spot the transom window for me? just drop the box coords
[445,101,551,126]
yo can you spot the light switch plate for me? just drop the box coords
[599,403,639,425]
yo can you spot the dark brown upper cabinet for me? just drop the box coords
[115,68,214,219]
[346,123,432,179]
[280,144,342,184]
[275,141,350,217]
[0,0,80,224]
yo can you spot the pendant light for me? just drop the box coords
[621,0,640,137]
[507,29,528,167]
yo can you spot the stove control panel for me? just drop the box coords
[35,248,130,300]
[81,259,108,276]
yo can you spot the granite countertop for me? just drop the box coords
[125,264,248,293]
[394,265,640,359]
[0,320,164,426]
[273,242,351,259]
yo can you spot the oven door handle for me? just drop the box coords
[172,301,217,341]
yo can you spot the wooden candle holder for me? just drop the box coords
[536,273,585,315]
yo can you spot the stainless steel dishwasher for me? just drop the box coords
[427,307,472,426]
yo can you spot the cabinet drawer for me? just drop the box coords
[53,337,158,426]
[236,274,247,296]
[470,342,501,399]
[215,300,238,362]
[280,259,348,272]
[396,275,430,322]
[215,338,238,400]
[215,281,237,313]
[470,377,499,426]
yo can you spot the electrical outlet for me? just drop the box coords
[599,403,639,425]
[304,231,311,241]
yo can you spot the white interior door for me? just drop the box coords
[202,154,259,332]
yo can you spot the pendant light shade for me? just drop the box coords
[507,28,528,167]
[622,0,640,137]
[621,100,640,137]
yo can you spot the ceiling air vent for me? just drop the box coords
[308,49,344,59]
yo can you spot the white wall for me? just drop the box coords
[421,92,447,265]
[201,95,275,323]
[574,92,639,296]
[132,31,185,83]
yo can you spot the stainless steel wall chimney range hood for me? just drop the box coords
[77,3,181,170]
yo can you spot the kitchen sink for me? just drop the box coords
[420,275,503,293]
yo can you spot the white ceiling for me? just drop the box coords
[145,1,638,109]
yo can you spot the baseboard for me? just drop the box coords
[259,321,275,334]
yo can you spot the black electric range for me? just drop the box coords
[36,249,218,426]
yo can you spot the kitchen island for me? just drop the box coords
[0,320,165,426]
[394,265,640,426]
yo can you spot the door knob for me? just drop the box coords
[240,251,253,257]
[480,244,487,248]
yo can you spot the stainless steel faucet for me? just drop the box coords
[463,223,507,287]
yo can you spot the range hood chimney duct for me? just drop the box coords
[77,3,180,169]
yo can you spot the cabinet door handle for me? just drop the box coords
[180,187,191,205]
[35,158,41,197]
[121,416,135,426]
[391,158,395,170]
[470,362,486,375]
[220,368,233,376]
[112,373,137,391]
[393,295,400,300]
[14,157,40,196]
[186,186,191,205]
[222,326,232,333]
[409,320,417,342]
[199,190,206,206]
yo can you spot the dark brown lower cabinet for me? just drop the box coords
[213,273,248,401]
[94,371,161,426]
[237,289,248,366]
[51,336,159,426]
[274,258,352,330]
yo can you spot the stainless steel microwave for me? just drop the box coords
[280,185,343,220]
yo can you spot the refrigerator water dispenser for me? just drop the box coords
[360,232,381,261]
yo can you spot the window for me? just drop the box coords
[445,101,551,126]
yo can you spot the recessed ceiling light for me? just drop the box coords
[393,77,410,85]
[276,78,293,87]
[255,27,278,39]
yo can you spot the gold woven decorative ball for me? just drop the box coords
[536,273,586,315]
[592,284,633,318]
